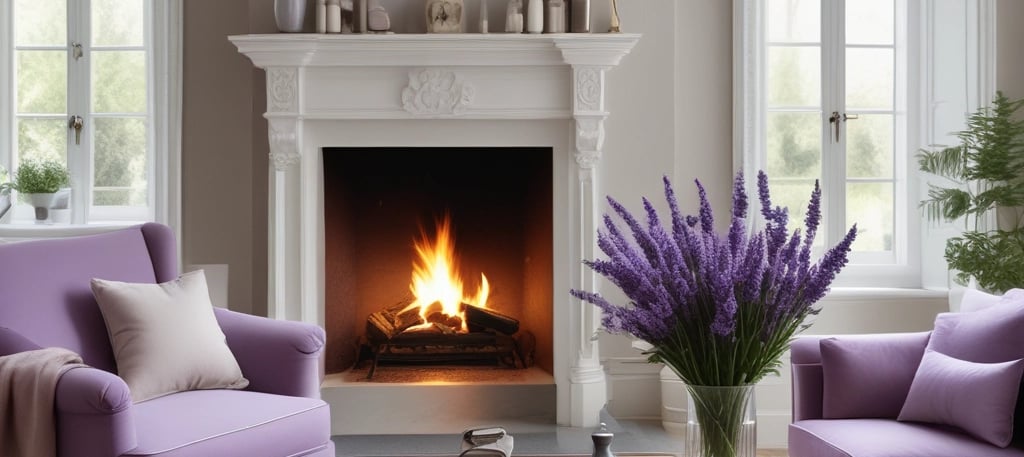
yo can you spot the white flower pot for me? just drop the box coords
[24,192,56,223]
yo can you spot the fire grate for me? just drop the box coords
[361,300,533,378]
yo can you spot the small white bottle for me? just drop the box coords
[326,0,342,33]
[316,0,327,33]
[526,0,542,33]
[480,0,489,33]
[505,0,523,33]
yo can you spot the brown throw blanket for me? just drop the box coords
[0,347,87,457]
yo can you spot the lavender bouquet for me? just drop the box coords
[570,171,856,457]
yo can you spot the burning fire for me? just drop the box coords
[406,214,490,331]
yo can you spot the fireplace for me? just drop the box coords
[323,147,553,378]
[232,33,640,434]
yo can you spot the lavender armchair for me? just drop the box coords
[0,223,334,457]
[789,333,1024,457]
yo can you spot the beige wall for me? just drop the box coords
[182,0,275,315]
[999,0,1024,100]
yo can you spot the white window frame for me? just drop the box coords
[0,0,180,238]
[734,0,996,289]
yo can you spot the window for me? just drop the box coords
[738,0,915,287]
[738,0,997,288]
[0,0,180,227]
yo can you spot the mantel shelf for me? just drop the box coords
[229,33,641,68]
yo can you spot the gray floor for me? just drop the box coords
[332,413,685,457]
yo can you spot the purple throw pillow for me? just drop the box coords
[929,300,1024,363]
[819,332,930,419]
[927,299,1024,444]
[898,350,1024,447]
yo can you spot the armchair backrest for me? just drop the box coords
[0,223,179,373]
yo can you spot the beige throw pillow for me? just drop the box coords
[91,270,249,402]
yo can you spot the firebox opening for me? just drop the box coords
[323,147,554,380]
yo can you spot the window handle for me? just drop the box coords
[69,115,84,145]
[829,111,841,142]
[70,42,83,61]
[828,112,859,143]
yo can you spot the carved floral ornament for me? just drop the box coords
[268,120,300,171]
[574,67,602,112]
[267,67,298,113]
[401,68,475,116]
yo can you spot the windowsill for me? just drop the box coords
[825,287,948,300]
[0,221,142,239]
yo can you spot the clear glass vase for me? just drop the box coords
[685,384,757,457]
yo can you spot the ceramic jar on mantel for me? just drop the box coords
[426,0,465,33]
[274,0,307,33]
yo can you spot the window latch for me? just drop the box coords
[829,111,841,142]
[70,42,83,61]
[828,112,859,143]
[69,115,84,145]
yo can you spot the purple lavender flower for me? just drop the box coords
[569,171,857,386]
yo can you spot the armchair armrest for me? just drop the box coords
[0,327,42,357]
[55,367,137,457]
[790,335,828,421]
[214,308,326,398]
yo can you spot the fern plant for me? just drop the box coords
[918,91,1024,293]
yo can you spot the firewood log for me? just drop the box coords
[465,304,519,335]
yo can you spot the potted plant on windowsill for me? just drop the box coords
[12,160,71,224]
[918,91,1024,294]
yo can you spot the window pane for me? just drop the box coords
[93,51,147,113]
[93,117,147,206]
[17,118,67,165]
[847,0,894,45]
[846,114,894,178]
[92,0,145,46]
[767,112,821,179]
[16,51,67,114]
[768,46,821,107]
[767,0,820,43]
[14,0,66,46]
[847,182,893,252]
[846,48,894,110]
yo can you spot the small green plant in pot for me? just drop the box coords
[918,91,1024,293]
[13,159,70,222]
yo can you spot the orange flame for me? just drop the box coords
[407,215,490,331]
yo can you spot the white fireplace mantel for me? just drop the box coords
[232,33,639,430]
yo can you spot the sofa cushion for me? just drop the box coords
[91,270,248,402]
[819,332,929,419]
[790,419,1024,457]
[898,350,1024,447]
[124,390,331,457]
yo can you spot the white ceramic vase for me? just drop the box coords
[274,0,308,33]
[526,0,542,33]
